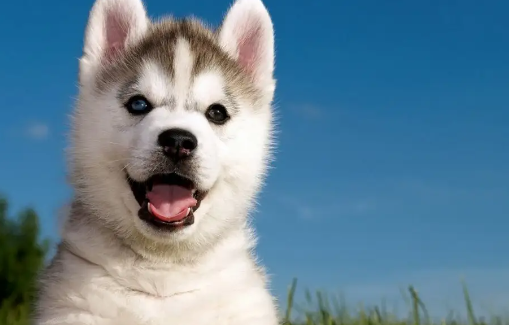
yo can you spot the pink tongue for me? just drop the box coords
[146,184,197,219]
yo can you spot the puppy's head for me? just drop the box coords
[70,0,275,254]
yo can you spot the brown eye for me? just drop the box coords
[205,104,230,125]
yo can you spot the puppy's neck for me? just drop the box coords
[61,199,256,297]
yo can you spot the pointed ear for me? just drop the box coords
[219,0,275,93]
[81,0,149,68]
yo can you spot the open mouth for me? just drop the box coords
[127,173,207,230]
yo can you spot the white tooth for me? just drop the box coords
[186,207,191,216]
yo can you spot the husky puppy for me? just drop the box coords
[34,0,278,324]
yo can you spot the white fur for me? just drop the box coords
[137,60,173,104]
[192,71,226,107]
[36,0,278,324]
[173,38,194,108]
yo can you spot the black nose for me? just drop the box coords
[157,128,198,161]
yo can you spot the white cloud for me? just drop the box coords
[293,104,323,119]
[271,194,377,220]
[25,121,49,140]
[271,177,509,221]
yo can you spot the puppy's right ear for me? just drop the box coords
[80,0,149,78]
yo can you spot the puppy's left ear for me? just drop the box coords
[219,0,275,96]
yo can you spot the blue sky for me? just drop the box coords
[1,0,509,316]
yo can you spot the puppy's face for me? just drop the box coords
[71,0,275,249]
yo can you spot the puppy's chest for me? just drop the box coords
[114,291,230,325]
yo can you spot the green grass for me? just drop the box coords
[282,279,507,325]
[1,279,507,325]
[0,297,31,325]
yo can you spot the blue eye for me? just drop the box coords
[132,99,148,111]
[125,96,153,115]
